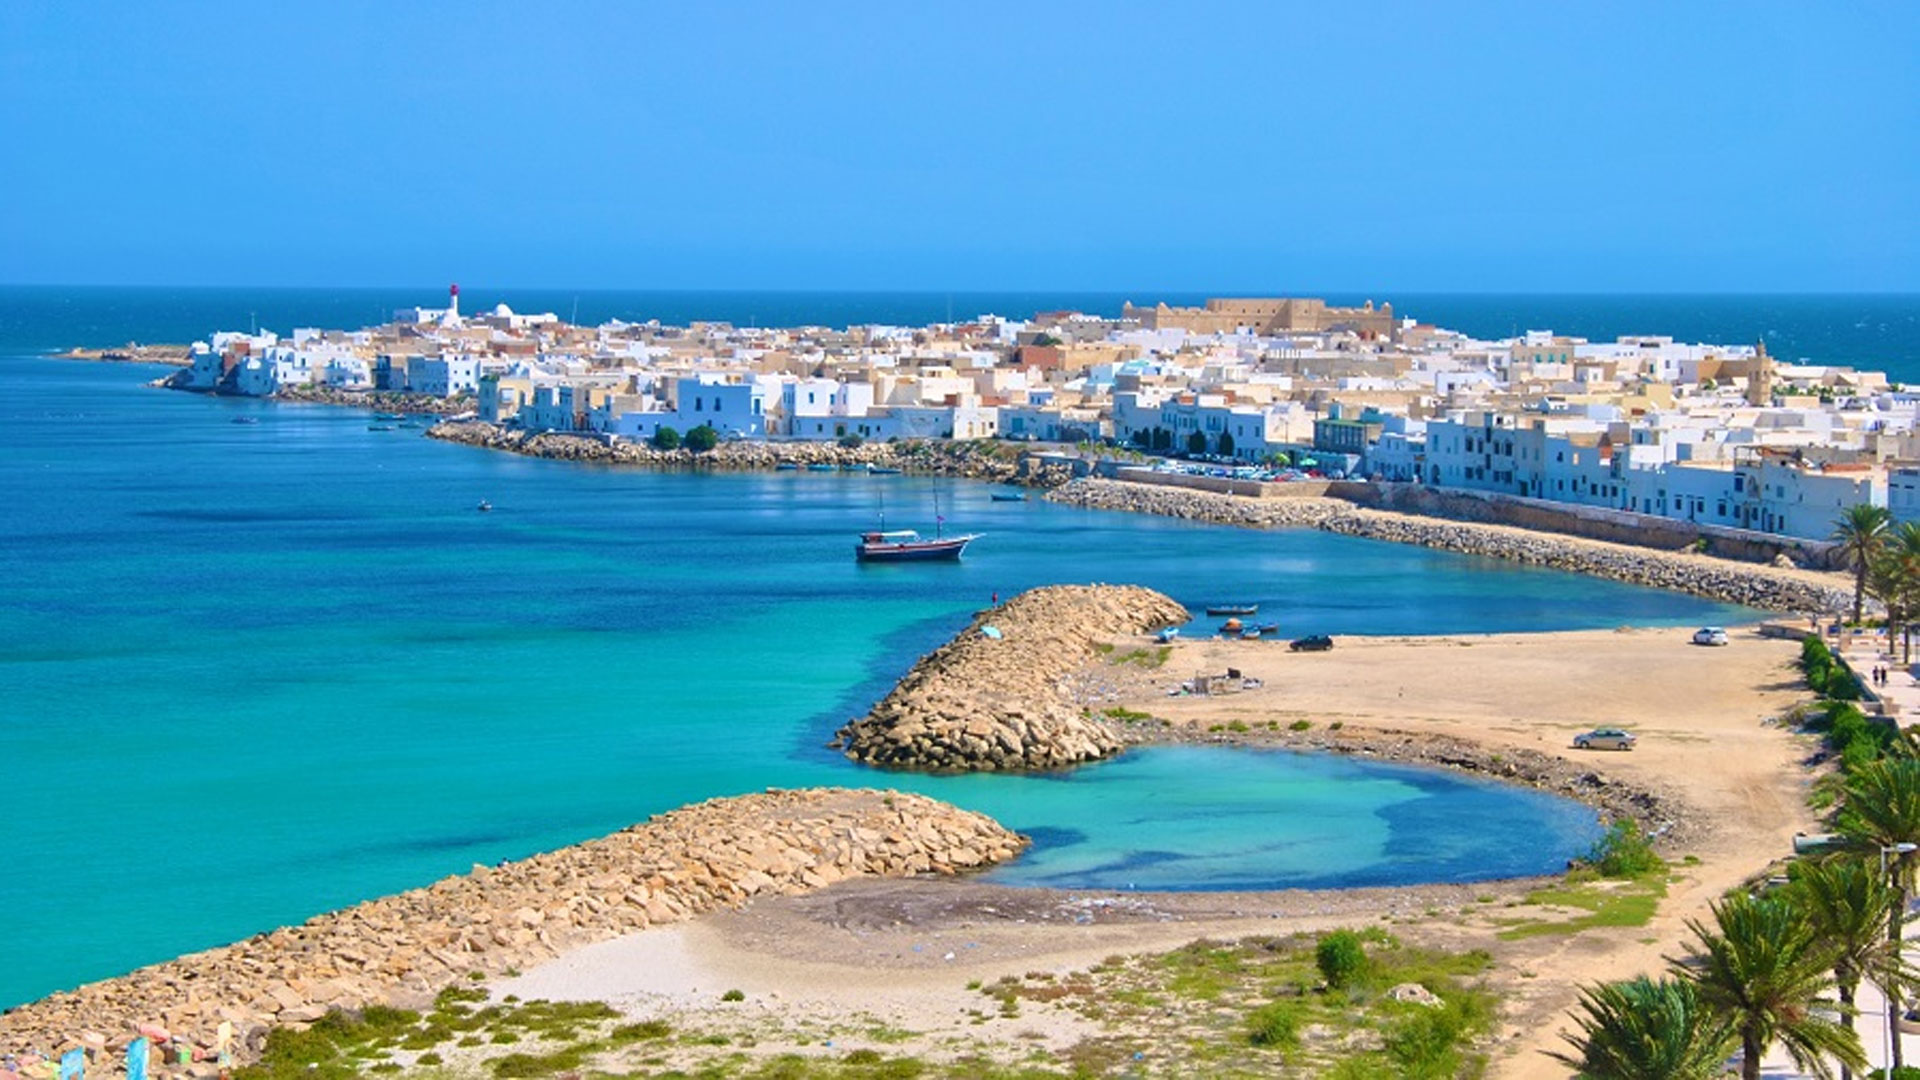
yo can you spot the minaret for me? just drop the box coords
[1746,338,1773,406]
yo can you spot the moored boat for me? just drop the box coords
[868,466,903,475]
[368,423,396,431]
[806,463,838,472]
[1206,603,1259,616]
[373,411,404,421]
[774,463,800,471]
[855,529,981,562]
[990,490,1027,502]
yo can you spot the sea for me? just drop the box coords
[3,287,1909,1012]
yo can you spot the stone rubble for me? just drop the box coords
[426,421,1065,484]
[0,789,1024,1071]
[1049,478,1854,615]
[835,585,1189,772]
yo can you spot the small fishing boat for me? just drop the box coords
[1155,626,1180,644]
[476,500,493,513]
[806,463,838,472]
[231,416,260,425]
[990,490,1028,502]
[368,423,396,431]
[1220,617,1244,634]
[774,463,800,471]
[1206,604,1259,616]
[855,529,981,562]
[868,467,903,475]
[373,411,404,421]
[841,463,869,472]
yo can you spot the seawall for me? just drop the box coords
[425,421,1070,484]
[835,585,1189,772]
[0,789,1024,1069]
[1049,477,1855,615]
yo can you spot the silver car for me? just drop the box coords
[1692,627,1730,646]
[1573,727,1636,751]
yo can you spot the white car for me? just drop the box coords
[1573,728,1637,751]
[1692,627,1730,647]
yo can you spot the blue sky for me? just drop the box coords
[2,2,1915,291]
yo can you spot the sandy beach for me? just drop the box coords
[490,623,1817,1077]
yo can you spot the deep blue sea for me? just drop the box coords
[0,287,1856,1011]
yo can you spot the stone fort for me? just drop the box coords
[1122,297,1395,338]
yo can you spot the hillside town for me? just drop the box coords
[177,286,1917,542]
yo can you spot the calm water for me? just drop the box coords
[0,351,1766,1009]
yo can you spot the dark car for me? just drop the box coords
[1289,634,1333,652]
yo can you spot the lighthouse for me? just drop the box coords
[448,283,460,320]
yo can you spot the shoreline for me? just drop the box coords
[1,624,1817,1078]
[422,416,1856,610]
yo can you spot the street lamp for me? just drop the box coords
[1882,842,1919,1073]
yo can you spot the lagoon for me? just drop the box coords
[0,355,1758,1009]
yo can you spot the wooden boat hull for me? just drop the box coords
[855,535,978,562]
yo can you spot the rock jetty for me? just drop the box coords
[0,788,1023,1070]
[426,420,1062,484]
[1050,478,1854,614]
[836,585,1189,772]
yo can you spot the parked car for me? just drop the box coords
[1289,634,1334,652]
[1692,627,1730,646]
[1573,727,1636,751]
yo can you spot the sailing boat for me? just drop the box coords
[853,485,981,562]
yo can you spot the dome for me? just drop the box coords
[494,303,515,317]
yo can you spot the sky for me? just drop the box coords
[2,1,1916,292]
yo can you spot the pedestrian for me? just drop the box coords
[991,591,999,608]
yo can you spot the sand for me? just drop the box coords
[498,624,1819,1077]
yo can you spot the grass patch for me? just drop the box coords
[1497,871,1669,940]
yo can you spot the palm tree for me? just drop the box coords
[1868,552,1913,667]
[1792,858,1910,1080]
[1676,892,1865,1080]
[1887,523,1920,664]
[1839,756,1920,1069]
[1550,975,1735,1079]
[1834,504,1894,626]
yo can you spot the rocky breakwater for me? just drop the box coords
[427,420,1037,482]
[1049,478,1854,614]
[1321,508,1853,614]
[836,585,1190,772]
[1048,476,1348,528]
[0,788,1023,1070]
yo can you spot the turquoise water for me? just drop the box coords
[0,354,1763,1009]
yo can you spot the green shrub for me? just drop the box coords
[649,426,680,450]
[1315,930,1371,990]
[610,1020,671,1044]
[1584,819,1665,878]
[720,988,745,1002]
[837,433,864,449]
[1289,719,1312,732]
[684,424,719,452]
[1384,999,1480,1080]
[1247,1000,1302,1049]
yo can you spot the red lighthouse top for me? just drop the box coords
[450,283,460,297]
